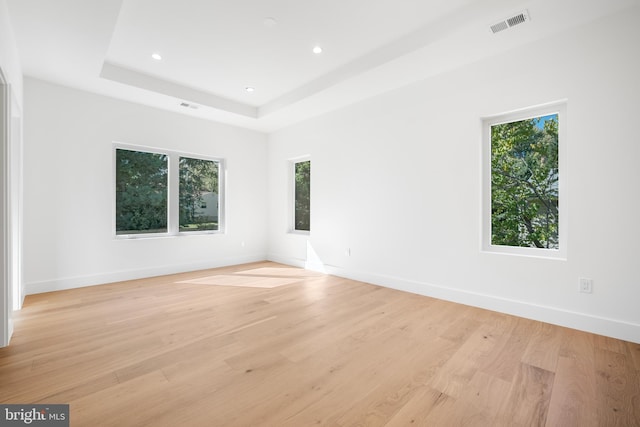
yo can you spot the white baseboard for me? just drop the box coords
[268,254,313,270]
[268,254,640,344]
[24,254,267,295]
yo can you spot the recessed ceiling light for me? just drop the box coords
[245,86,255,93]
[312,46,323,54]
[151,53,162,61]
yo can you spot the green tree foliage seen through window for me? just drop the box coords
[491,114,559,249]
[116,149,168,234]
[294,160,311,231]
[179,157,219,231]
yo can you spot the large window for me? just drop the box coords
[482,103,566,258]
[115,145,223,237]
[292,159,310,232]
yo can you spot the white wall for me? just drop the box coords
[0,0,22,103]
[23,78,268,293]
[267,6,640,343]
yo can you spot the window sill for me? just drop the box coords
[116,230,224,240]
[481,244,566,261]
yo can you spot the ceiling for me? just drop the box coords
[5,0,637,132]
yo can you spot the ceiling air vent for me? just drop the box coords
[179,102,199,110]
[491,10,530,34]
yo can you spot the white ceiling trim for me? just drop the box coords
[100,62,258,118]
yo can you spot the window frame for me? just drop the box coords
[481,102,567,259]
[113,142,225,239]
[289,156,311,235]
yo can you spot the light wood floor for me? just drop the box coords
[1,262,638,426]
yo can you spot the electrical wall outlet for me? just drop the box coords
[579,278,593,294]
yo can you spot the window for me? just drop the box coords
[115,149,168,235]
[482,102,566,258]
[292,159,310,232]
[115,144,223,237]
[179,156,219,232]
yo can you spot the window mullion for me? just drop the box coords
[168,153,180,235]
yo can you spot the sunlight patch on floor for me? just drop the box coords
[236,267,325,278]
[178,274,302,288]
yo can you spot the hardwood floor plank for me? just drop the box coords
[521,322,564,373]
[72,370,171,427]
[259,329,420,426]
[384,387,456,427]
[495,363,555,427]
[596,335,629,354]
[450,370,512,423]
[439,310,482,344]
[333,336,459,426]
[478,317,535,382]
[594,348,640,426]
[113,332,237,383]
[428,325,498,398]
[545,330,599,427]
[627,341,640,371]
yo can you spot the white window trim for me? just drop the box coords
[289,155,310,235]
[0,69,10,347]
[113,142,225,239]
[481,101,567,260]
